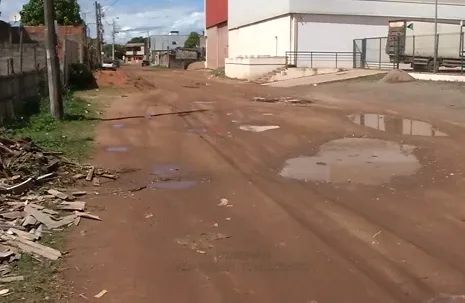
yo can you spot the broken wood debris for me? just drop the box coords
[0,135,116,282]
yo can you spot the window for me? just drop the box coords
[172,41,177,45]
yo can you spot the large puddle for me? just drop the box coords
[280,138,421,185]
[348,114,448,137]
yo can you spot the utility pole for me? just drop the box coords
[112,19,117,60]
[146,31,150,61]
[95,1,102,65]
[433,0,438,73]
[44,0,64,120]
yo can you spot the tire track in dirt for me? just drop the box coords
[157,90,465,302]
[105,69,465,302]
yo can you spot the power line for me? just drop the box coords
[103,0,124,13]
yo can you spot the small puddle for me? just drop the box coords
[148,180,197,190]
[188,128,207,133]
[426,294,465,303]
[348,113,448,137]
[280,138,421,186]
[112,123,125,128]
[153,164,181,178]
[106,146,128,152]
[239,125,280,132]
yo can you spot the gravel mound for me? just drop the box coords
[379,70,415,83]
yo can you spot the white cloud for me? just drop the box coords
[1,0,205,43]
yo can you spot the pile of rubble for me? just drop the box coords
[0,135,118,294]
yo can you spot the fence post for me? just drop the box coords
[19,31,24,72]
[461,32,464,74]
[412,35,416,70]
[396,35,400,69]
[335,52,338,68]
[361,39,367,68]
[379,38,382,69]
[434,34,439,73]
[352,40,356,68]
[310,52,313,68]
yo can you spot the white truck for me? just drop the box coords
[386,20,465,71]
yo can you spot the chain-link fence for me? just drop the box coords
[354,32,465,72]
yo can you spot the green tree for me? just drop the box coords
[20,0,83,26]
[184,32,200,48]
[103,44,125,59]
[128,36,146,43]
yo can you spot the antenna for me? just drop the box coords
[10,12,21,23]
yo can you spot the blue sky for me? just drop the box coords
[1,0,205,42]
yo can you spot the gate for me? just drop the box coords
[353,37,397,69]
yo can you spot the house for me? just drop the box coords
[205,0,228,69]
[125,42,145,63]
[224,0,465,80]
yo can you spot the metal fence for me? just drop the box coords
[285,51,360,69]
[354,32,465,72]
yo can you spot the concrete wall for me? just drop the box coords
[290,0,465,21]
[298,14,388,52]
[229,15,292,58]
[0,43,46,75]
[206,23,228,68]
[225,56,286,79]
[229,0,465,29]
[228,0,290,29]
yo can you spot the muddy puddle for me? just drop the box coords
[188,128,207,133]
[148,180,197,190]
[112,123,125,128]
[106,146,129,152]
[349,113,448,137]
[153,164,181,178]
[280,138,421,186]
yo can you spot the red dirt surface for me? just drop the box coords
[94,70,130,87]
[65,66,465,303]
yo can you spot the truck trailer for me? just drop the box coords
[386,20,465,71]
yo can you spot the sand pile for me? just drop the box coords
[379,70,415,83]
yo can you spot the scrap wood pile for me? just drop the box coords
[0,135,118,289]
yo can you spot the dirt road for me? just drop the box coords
[66,67,465,303]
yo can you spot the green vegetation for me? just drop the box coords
[3,232,70,303]
[20,0,83,26]
[128,36,147,44]
[5,91,97,160]
[68,63,97,90]
[211,67,225,77]
[184,32,200,48]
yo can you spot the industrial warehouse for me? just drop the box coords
[205,0,465,79]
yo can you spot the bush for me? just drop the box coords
[68,63,97,90]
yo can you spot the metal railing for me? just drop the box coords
[285,51,359,69]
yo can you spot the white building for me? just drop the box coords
[225,0,465,79]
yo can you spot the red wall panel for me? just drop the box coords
[206,0,228,29]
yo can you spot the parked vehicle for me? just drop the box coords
[102,60,117,71]
[113,59,121,68]
[141,60,150,67]
[386,20,465,71]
